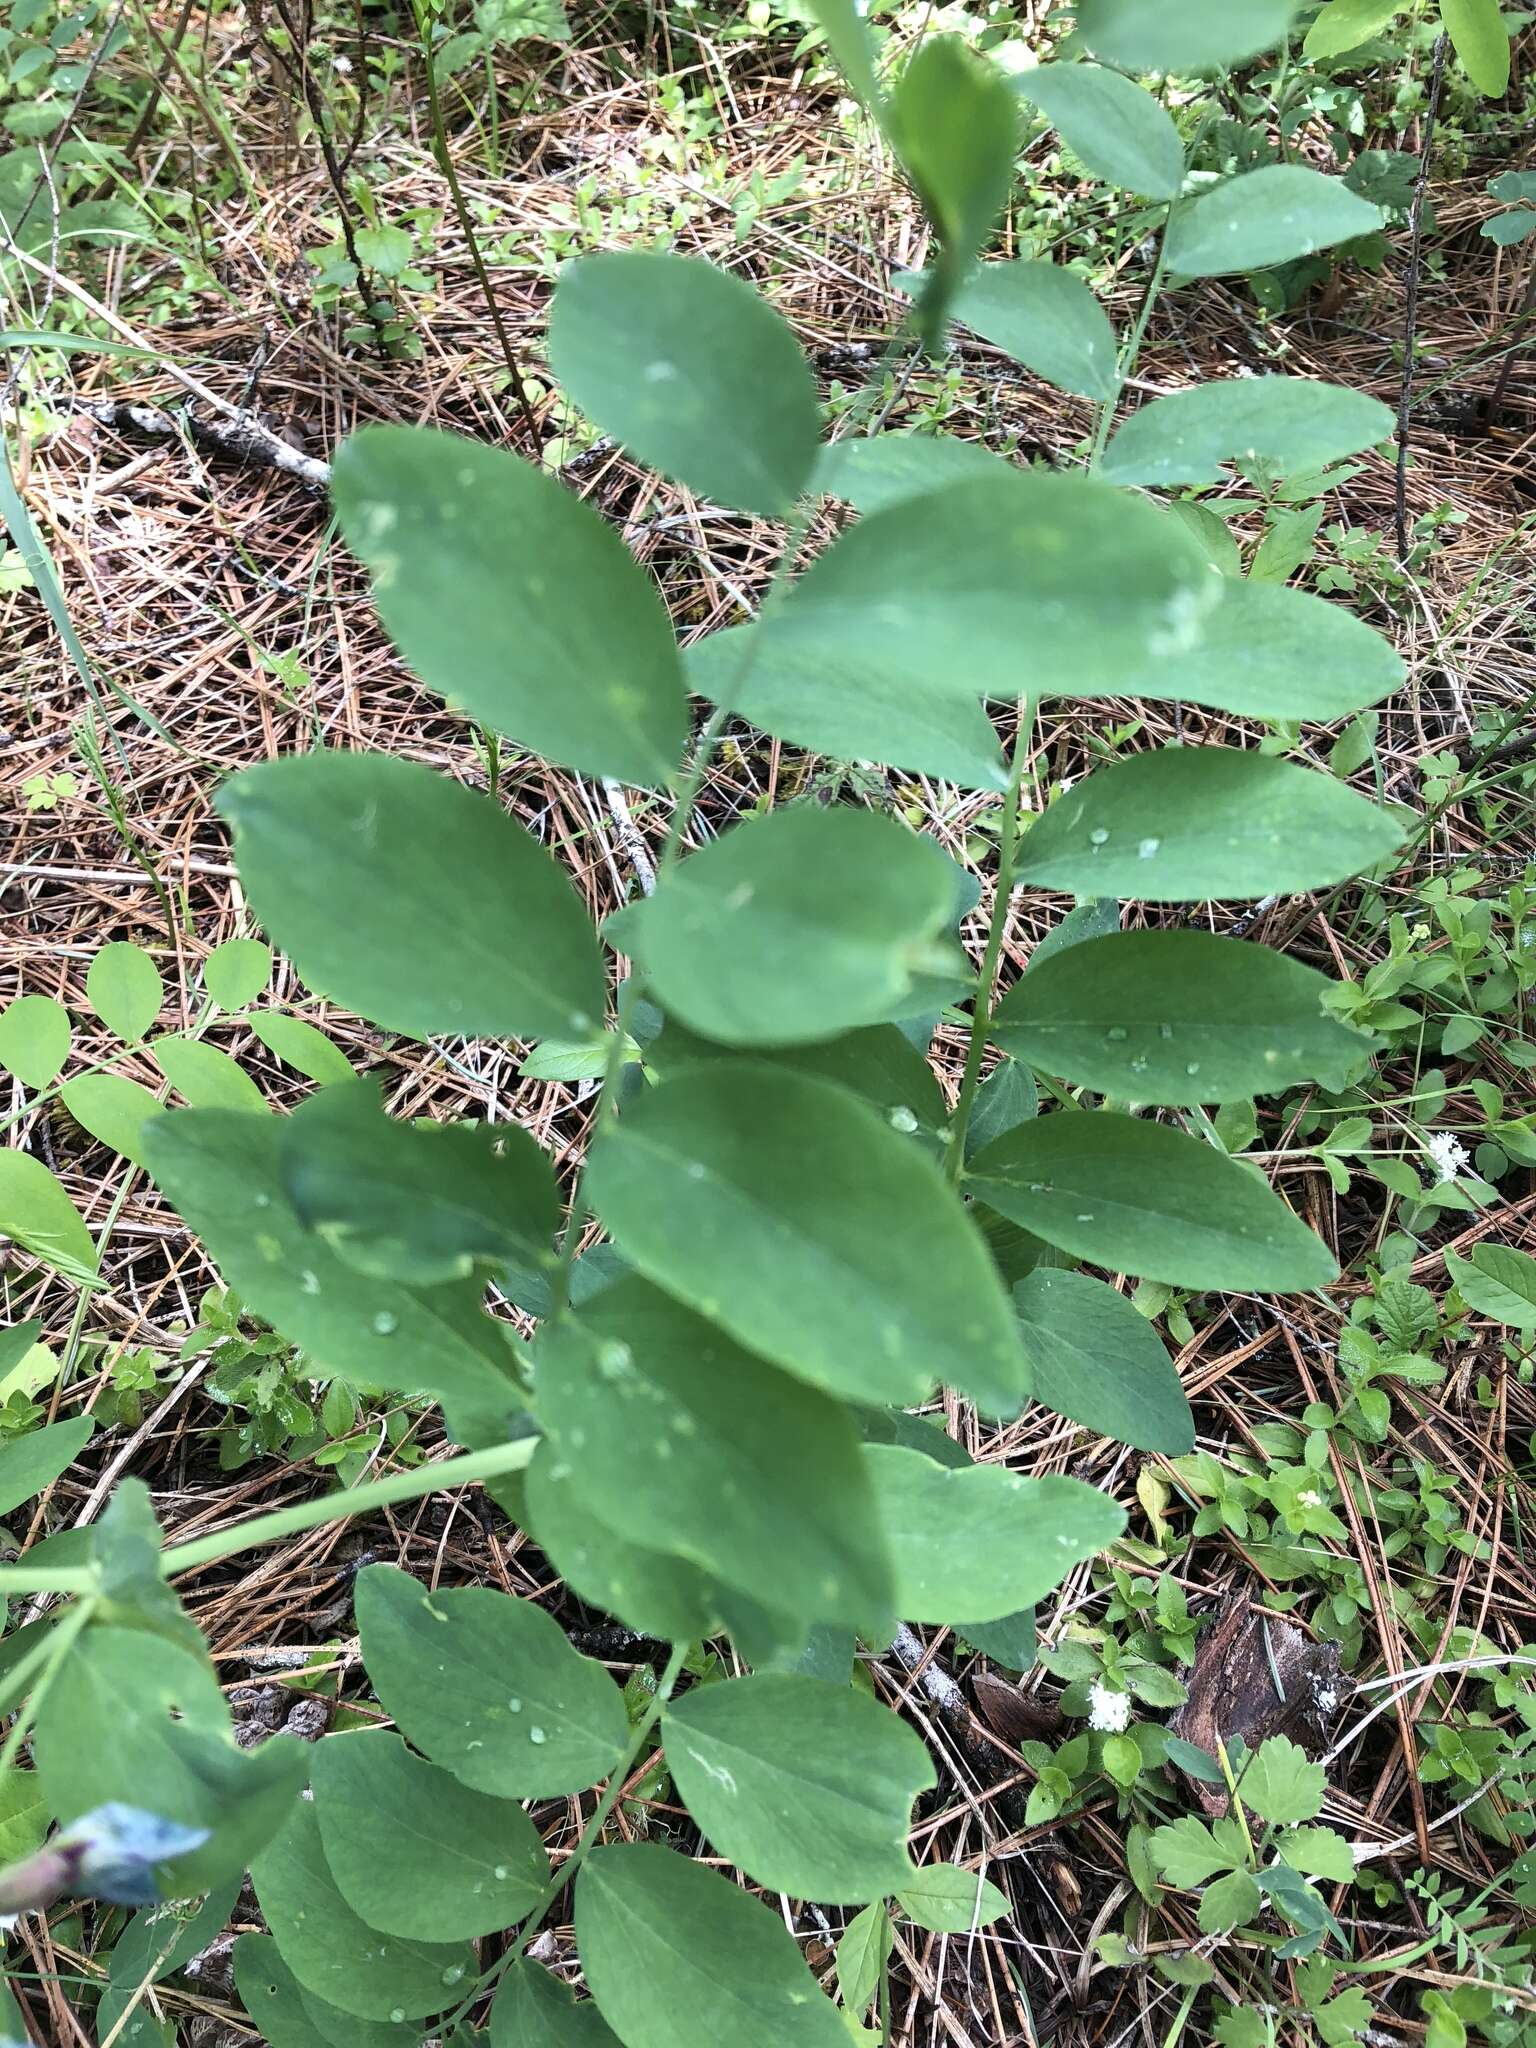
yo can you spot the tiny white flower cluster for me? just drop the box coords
[1425,1130,1471,1183]
[1297,1488,1323,1510]
[1088,1682,1132,1734]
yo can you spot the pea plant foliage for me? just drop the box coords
[0,3,1415,2041]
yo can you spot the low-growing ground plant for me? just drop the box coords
[0,2,1531,2044]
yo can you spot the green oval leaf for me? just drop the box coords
[865,1444,1124,1621]
[61,1074,163,1170]
[1165,166,1382,278]
[549,252,820,517]
[1446,1243,1536,1328]
[1441,0,1510,95]
[686,624,1008,792]
[0,1416,93,1517]
[932,258,1118,399]
[1078,0,1303,70]
[142,1111,525,1443]
[0,995,69,1089]
[86,942,163,1043]
[631,807,962,1047]
[490,1959,623,2048]
[896,1861,1011,1932]
[151,1036,267,1114]
[1101,376,1392,487]
[247,1012,358,1084]
[813,431,1006,515]
[1104,576,1404,724]
[1303,0,1405,59]
[1013,1268,1192,1452]
[332,426,686,785]
[311,1730,547,1940]
[992,930,1375,1102]
[967,1109,1339,1290]
[203,937,272,1009]
[536,1277,893,1627]
[279,1080,559,1286]
[576,1843,848,2048]
[219,752,605,1043]
[888,37,1019,350]
[763,469,1215,704]
[251,1796,471,2021]
[0,1151,97,1281]
[354,1564,629,1798]
[1016,748,1403,901]
[665,1673,933,1902]
[1015,63,1183,199]
[233,1936,416,2048]
[586,1063,1029,1413]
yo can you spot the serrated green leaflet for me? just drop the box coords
[630,806,963,1046]
[61,1074,163,1170]
[311,1730,547,1939]
[685,625,1009,791]
[332,427,685,784]
[490,1960,623,2047]
[967,1110,1338,1290]
[549,252,820,516]
[863,1444,1125,1621]
[1016,748,1403,900]
[665,1673,932,1902]
[934,258,1118,400]
[86,941,163,1042]
[761,470,1215,704]
[586,1063,1029,1412]
[1077,0,1304,70]
[0,994,69,1088]
[354,1564,629,1798]
[1013,1268,1192,1453]
[251,1797,472,2021]
[1102,377,1392,487]
[536,1277,892,1626]
[220,751,605,1042]
[1015,64,1183,199]
[279,1080,559,1285]
[1101,576,1404,724]
[142,1111,526,1445]
[992,930,1375,1101]
[577,1844,848,2048]
[0,1417,93,1517]
[813,431,1007,514]
[1165,167,1382,278]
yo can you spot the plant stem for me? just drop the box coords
[548,976,640,1315]
[942,709,1033,1182]
[1088,206,1173,472]
[0,1596,95,1776]
[443,1640,691,2031]
[1395,30,1449,561]
[417,16,542,449]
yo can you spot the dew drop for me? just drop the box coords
[441,1965,464,1988]
[253,1192,271,1208]
[528,1725,547,1744]
[372,1311,398,1336]
[1088,827,1110,847]
[1137,836,1161,859]
[685,1161,707,1181]
[1129,1054,1149,1075]
[494,1864,509,1880]
[299,1269,321,1295]
[1185,1061,1201,1077]
[1106,1026,1128,1042]
[389,2011,405,2026]
[1158,1023,1175,1041]
[507,1696,522,1713]
[597,1341,633,1381]
[888,1105,919,1134]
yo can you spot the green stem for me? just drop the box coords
[0,1596,95,1777]
[943,709,1033,1182]
[1088,208,1172,473]
[443,1640,691,2031]
[548,976,640,1316]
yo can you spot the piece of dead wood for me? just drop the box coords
[1168,1595,1349,1815]
[76,397,332,490]
[971,1670,1065,1748]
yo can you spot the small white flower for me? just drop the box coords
[1088,1682,1132,1734]
[1297,1488,1323,1510]
[1424,1131,1471,1183]
[332,51,353,71]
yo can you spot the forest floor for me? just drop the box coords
[3,3,1536,2043]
